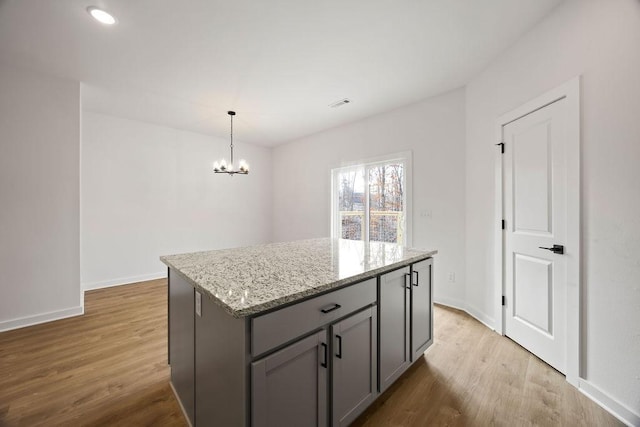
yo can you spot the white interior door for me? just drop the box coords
[503,98,568,374]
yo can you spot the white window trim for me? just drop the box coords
[330,151,413,247]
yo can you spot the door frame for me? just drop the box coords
[494,76,581,387]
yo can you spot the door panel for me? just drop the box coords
[513,120,552,234]
[513,253,552,334]
[503,99,567,374]
[379,266,410,393]
[252,331,328,427]
[411,259,433,361]
[332,307,377,427]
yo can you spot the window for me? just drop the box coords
[331,153,411,246]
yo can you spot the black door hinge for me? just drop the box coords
[501,220,505,230]
[495,142,505,153]
[502,296,506,306]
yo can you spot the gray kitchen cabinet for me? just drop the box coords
[378,266,411,393]
[196,289,249,427]
[411,258,433,361]
[166,246,435,427]
[251,331,328,427]
[250,279,377,427]
[168,270,195,425]
[251,278,376,358]
[331,306,378,427]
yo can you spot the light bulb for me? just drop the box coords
[228,163,234,171]
[87,7,117,25]
[239,159,247,172]
[213,161,220,171]
[220,159,227,170]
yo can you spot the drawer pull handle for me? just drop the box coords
[412,270,419,286]
[404,273,411,289]
[321,342,328,368]
[320,303,342,314]
[336,335,342,359]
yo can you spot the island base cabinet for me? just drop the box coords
[167,254,433,427]
[411,259,433,361]
[251,331,328,427]
[332,306,378,427]
[168,270,195,426]
[195,290,249,427]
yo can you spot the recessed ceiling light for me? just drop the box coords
[87,7,117,25]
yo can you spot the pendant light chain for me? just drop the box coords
[230,112,234,167]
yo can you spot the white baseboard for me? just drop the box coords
[579,379,640,427]
[0,305,84,332]
[464,304,496,331]
[434,298,496,331]
[433,296,467,312]
[82,271,167,291]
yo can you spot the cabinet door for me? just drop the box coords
[252,331,328,427]
[378,266,411,393]
[411,259,433,361]
[332,306,377,427]
[168,270,195,425]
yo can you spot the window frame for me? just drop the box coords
[330,151,412,246]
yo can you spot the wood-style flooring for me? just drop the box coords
[0,279,622,426]
[0,280,183,426]
[353,305,622,427]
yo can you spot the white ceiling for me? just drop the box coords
[0,0,563,146]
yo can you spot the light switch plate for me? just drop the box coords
[195,291,202,317]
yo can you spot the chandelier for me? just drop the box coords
[213,111,249,175]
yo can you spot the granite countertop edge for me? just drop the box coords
[161,249,437,319]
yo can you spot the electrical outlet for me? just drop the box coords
[420,210,432,218]
[448,272,456,283]
[195,291,202,317]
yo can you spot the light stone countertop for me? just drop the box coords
[160,238,437,318]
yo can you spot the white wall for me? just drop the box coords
[272,88,467,307]
[0,64,81,331]
[465,0,640,421]
[81,112,272,289]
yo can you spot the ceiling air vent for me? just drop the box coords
[329,98,352,108]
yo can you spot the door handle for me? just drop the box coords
[539,244,564,254]
[336,335,342,359]
[320,342,328,368]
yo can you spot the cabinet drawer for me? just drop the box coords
[251,278,376,357]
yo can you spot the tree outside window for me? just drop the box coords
[332,156,408,245]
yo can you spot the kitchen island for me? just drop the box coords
[161,238,436,427]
